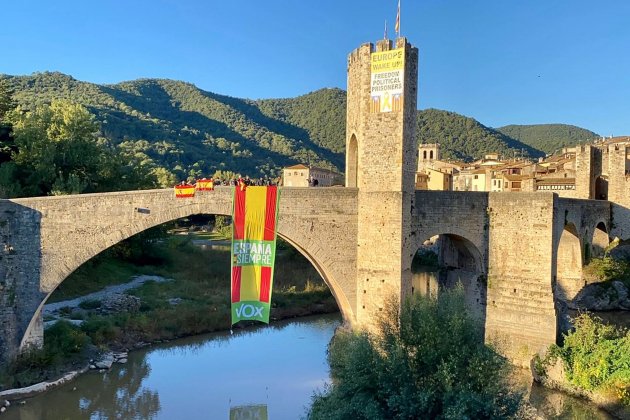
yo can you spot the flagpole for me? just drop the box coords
[395,0,401,38]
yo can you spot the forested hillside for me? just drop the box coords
[2,72,597,181]
[496,124,598,155]
[417,109,544,161]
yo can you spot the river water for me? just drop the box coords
[2,314,617,419]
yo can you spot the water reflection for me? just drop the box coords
[230,404,268,420]
[5,356,160,419]
[4,314,340,420]
[3,313,621,420]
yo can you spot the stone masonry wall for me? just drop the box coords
[348,38,418,327]
[607,144,630,239]
[486,192,557,367]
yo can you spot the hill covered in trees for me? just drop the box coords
[417,109,544,161]
[496,124,599,155]
[2,72,598,180]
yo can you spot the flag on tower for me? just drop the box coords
[395,0,401,36]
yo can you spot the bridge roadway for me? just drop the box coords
[0,187,611,366]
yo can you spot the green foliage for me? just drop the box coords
[411,249,439,271]
[78,299,102,310]
[0,77,16,122]
[496,124,598,155]
[0,99,159,197]
[0,320,89,389]
[583,257,630,288]
[549,313,630,406]
[417,109,544,161]
[5,71,599,178]
[308,289,522,419]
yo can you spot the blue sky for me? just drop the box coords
[2,0,629,135]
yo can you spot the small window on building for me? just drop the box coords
[430,151,434,159]
[474,175,478,180]
[512,181,521,189]
[294,171,298,176]
[498,181,501,187]
[423,151,427,159]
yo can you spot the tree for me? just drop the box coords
[1,100,158,197]
[0,78,16,122]
[308,289,523,419]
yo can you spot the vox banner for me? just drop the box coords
[231,186,279,324]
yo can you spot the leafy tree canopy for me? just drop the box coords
[0,99,158,197]
[308,289,523,419]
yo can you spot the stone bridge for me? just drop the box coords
[0,187,612,366]
[0,37,623,367]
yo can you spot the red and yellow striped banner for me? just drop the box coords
[231,186,279,324]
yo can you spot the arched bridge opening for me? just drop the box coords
[411,233,487,336]
[25,211,347,355]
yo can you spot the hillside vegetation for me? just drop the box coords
[418,109,544,161]
[2,72,598,180]
[496,124,598,155]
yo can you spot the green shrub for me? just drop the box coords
[549,313,630,406]
[78,299,102,310]
[81,317,121,345]
[583,257,630,287]
[45,320,90,356]
[308,288,522,419]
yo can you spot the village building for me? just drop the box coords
[282,164,343,187]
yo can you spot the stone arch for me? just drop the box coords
[17,188,358,355]
[591,221,609,259]
[429,150,434,160]
[555,223,584,302]
[346,134,358,188]
[411,232,487,331]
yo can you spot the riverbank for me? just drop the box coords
[0,232,338,394]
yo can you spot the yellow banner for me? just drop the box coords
[370,48,405,113]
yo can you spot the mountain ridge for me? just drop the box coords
[2,72,598,177]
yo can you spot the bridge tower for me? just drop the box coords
[346,38,418,326]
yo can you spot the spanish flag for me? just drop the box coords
[175,184,196,198]
[196,178,214,191]
[231,186,280,324]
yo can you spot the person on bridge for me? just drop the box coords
[238,177,247,191]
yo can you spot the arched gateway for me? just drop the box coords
[0,37,616,367]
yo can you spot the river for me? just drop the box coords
[1,314,617,419]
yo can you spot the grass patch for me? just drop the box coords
[78,299,102,310]
[0,321,91,390]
